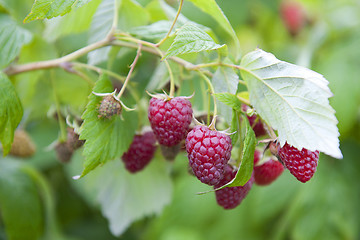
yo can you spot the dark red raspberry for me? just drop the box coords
[278,143,319,183]
[214,165,254,209]
[148,97,192,147]
[121,131,157,173]
[242,104,266,137]
[186,125,232,186]
[254,158,284,186]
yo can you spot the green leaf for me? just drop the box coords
[164,23,225,59]
[130,20,172,40]
[240,49,342,159]
[230,109,239,145]
[118,0,150,32]
[185,0,240,55]
[159,0,210,33]
[43,0,102,41]
[24,0,92,23]
[213,92,242,112]
[0,73,23,156]
[0,14,32,69]
[79,74,137,177]
[225,115,256,187]
[212,66,239,124]
[66,152,172,236]
[87,0,114,65]
[0,160,43,240]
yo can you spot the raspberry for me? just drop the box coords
[121,131,157,173]
[214,165,254,209]
[9,129,36,158]
[66,127,85,150]
[280,0,306,36]
[148,97,192,147]
[98,95,122,119]
[186,125,232,186]
[278,143,319,183]
[55,142,73,163]
[254,158,284,186]
[242,105,266,137]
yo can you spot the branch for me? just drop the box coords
[3,38,111,76]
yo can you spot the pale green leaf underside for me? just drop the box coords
[79,75,137,177]
[0,73,23,155]
[67,153,172,236]
[240,49,342,158]
[164,23,225,59]
[212,67,239,124]
[87,0,114,65]
[0,15,32,69]
[24,0,92,22]
[185,0,240,55]
[130,20,173,40]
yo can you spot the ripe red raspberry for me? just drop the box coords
[186,125,232,186]
[254,158,284,186]
[242,104,266,137]
[280,0,306,36]
[214,165,254,209]
[121,131,157,173]
[148,97,192,147]
[278,143,319,183]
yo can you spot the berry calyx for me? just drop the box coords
[214,165,254,209]
[186,125,232,186]
[148,96,192,147]
[254,157,284,186]
[278,142,319,183]
[121,131,157,173]
[242,104,267,137]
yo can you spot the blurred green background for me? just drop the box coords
[1,0,360,239]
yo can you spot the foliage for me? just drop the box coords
[0,0,359,239]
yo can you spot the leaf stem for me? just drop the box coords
[197,71,217,127]
[116,44,142,99]
[50,71,67,142]
[21,166,63,239]
[156,0,184,47]
[71,62,126,82]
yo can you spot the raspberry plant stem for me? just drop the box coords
[116,44,142,99]
[22,166,64,239]
[156,0,184,47]
[50,71,67,142]
[197,71,218,128]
